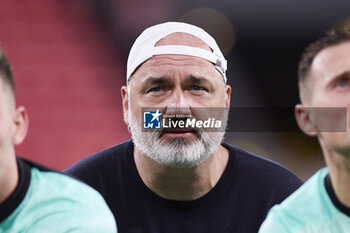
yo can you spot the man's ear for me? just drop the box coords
[295,104,317,137]
[12,106,29,145]
[225,85,231,108]
[121,86,129,125]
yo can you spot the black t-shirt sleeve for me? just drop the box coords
[228,145,303,223]
[64,141,132,196]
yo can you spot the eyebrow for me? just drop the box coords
[139,77,173,92]
[183,76,214,90]
[186,76,207,84]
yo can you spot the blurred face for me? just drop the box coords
[122,33,231,168]
[0,80,17,162]
[302,41,350,157]
[0,78,28,169]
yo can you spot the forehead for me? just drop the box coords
[311,41,350,79]
[130,54,221,86]
[135,54,216,76]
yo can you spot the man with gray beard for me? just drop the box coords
[65,22,302,233]
[128,108,227,169]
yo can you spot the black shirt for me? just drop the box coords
[65,140,302,233]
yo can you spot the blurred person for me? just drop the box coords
[0,48,117,232]
[65,22,302,233]
[259,29,350,232]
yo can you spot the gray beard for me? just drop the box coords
[128,113,226,168]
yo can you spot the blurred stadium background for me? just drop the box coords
[2,0,349,180]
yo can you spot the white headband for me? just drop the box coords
[126,22,227,83]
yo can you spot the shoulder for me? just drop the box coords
[223,142,303,200]
[259,168,331,233]
[63,140,133,195]
[225,142,289,170]
[31,167,107,202]
[65,140,132,173]
[23,168,117,232]
[224,142,302,184]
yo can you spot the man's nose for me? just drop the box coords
[165,88,191,116]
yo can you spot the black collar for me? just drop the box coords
[0,158,31,223]
[324,174,350,217]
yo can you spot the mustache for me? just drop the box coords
[158,117,202,139]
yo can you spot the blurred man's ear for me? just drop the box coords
[121,86,129,125]
[295,104,317,137]
[12,106,29,145]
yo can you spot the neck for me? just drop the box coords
[0,154,19,205]
[323,145,350,208]
[134,145,229,201]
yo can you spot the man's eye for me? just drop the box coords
[190,86,206,92]
[148,87,163,93]
[335,79,350,89]
[337,80,348,88]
